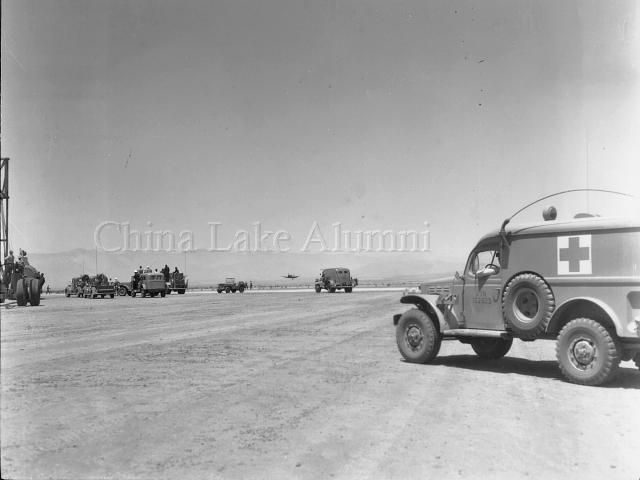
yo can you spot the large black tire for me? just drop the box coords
[217,289,222,294]
[470,337,513,359]
[556,318,620,386]
[131,290,137,298]
[315,285,322,293]
[239,286,245,293]
[396,308,441,363]
[118,286,128,296]
[225,287,231,293]
[329,287,336,293]
[110,294,115,298]
[345,287,353,293]
[502,273,554,340]
[160,291,166,298]
[29,278,41,306]
[16,279,27,306]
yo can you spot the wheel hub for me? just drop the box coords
[571,339,596,367]
[515,289,539,319]
[406,326,424,349]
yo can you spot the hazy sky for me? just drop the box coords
[2,0,639,258]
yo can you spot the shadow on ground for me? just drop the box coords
[426,355,640,389]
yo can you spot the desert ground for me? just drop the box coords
[1,290,639,480]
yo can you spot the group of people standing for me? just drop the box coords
[1,249,29,285]
[131,264,180,290]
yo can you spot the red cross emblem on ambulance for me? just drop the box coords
[557,235,592,275]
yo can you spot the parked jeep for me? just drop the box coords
[315,268,357,293]
[217,277,246,293]
[393,191,640,386]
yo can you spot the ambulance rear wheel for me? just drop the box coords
[556,318,620,386]
[502,273,554,340]
[470,337,513,359]
[396,308,441,364]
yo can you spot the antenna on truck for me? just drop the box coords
[499,188,636,239]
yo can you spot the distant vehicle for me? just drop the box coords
[119,272,167,298]
[1,261,45,306]
[82,274,116,299]
[217,277,247,293]
[393,190,640,386]
[166,271,188,295]
[283,273,299,279]
[315,268,357,293]
[65,276,87,297]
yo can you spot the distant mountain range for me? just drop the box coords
[27,249,461,289]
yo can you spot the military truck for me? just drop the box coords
[216,277,246,293]
[393,191,640,386]
[0,261,45,306]
[82,274,116,299]
[166,271,188,294]
[65,276,87,297]
[315,268,357,293]
[129,272,167,298]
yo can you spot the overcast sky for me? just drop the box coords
[2,0,639,258]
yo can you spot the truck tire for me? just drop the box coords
[217,289,222,294]
[161,291,166,297]
[118,286,128,296]
[396,308,441,363]
[131,290,137,298]
[16,279,27,306]
[345,287,353,293]
[29,278,41,306]
[556,318,620,386]
[110,294,115,298]
[502,273,554,340]
[470,337,513,359]
[329,287,336,293]
[315,285,322,293]
[225,287,231,293]
[239,286,245,293]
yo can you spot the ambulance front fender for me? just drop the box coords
[399,294,447,332]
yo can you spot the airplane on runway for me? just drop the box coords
[282,273,299,279]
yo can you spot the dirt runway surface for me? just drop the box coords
[2,291,639,479]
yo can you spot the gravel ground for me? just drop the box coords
[1,291,639,480]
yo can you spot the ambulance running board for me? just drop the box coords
[442,329,510,339]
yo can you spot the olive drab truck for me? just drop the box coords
[1,261,45,306]
[166,271,188,294]
[393,190,640,386]
[315,268,357,293]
